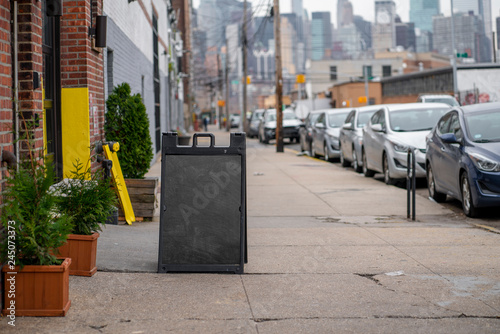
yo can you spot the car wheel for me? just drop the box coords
[362,149,375,177]
[383,153,395,185]
[324,143,332,162]
[427,164,446,202]
[339,144,350,167]
[352,147,362,173]
[461,172,479,218]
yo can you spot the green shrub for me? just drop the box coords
[105,83,154,178]
[54,156,118,236]
[1,158,73,267]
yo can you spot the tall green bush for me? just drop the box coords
[1,153,73,267]
[105,83,154,179]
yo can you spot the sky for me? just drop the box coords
[193,0,500,33]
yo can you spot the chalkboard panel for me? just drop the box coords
[158,133,246,273]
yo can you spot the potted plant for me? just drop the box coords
[105,83,158,220]
[1,153,73,316]
[54,155,118,276]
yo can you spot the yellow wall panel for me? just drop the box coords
[61,87,90,178]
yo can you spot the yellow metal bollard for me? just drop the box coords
[103,142,135,225]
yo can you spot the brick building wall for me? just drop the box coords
[61,0,105,170]
[0,1,12,203]
[17,0,44,157]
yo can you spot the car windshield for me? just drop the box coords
[465,109,500,143]
[268,112,296,121]
[357,110,377,128]
[252,112,263,120]
[327,112,349,128]
[425,97,459,106]
[389,107,448,132]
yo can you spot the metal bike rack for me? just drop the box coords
[407,149,416,221]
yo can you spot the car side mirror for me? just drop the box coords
[371,123,383,132]
[342,122,353,130]
[315,123,325,129]
[440,133,460,144]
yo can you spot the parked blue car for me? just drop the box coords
[426,102,500,217]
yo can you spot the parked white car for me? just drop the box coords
[258,109,302,144]
[311,109,350,161]
[417,94,460,106]
[339,105,380,172]
[362,103,450,184]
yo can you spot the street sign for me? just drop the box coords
[296,74,305,84]
[358,96,367,104]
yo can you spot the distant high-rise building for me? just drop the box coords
[410,0,440,33]
[291,0,305,43]
[453,0,492,62]
[311,12,333,60]
[497,14,500,54]
[253,16,275,51]
[341,1,354,27]
[198,0,248,49]
[337,0,349,28]
[416,29,433,53]
[373,1,396,52]
[353,15,372,50]
[433,13,489,62]
[396,21,416,51]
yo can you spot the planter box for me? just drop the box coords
[2,258,71,317]
[118,177,158,220]
[58,232,99,276]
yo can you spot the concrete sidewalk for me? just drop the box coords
[2,125,499,333]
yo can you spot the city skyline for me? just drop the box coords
[193,0,500,33]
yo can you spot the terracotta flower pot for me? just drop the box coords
[57,232,99,276]
[2,258,71,317]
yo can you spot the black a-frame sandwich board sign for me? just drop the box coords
[158,132,246,274]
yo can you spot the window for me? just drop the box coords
[345,110,355,125]
[330,66,337,81]
[107,49,114,95]
[449,113,463,141]
[316,113,325,126]
[382,65,391,77]
[437,113,452,135]
[371,110,381,125]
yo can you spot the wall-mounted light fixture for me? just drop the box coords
[89,15,108,48]
[46,0,63,16]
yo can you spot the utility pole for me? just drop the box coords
[450,0,458,97]
[364,66,369,105]
[273,0,284,152]
[217,53,223,129]
[225,38,230,132]
[242,0,248,133]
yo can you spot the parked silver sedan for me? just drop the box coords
[362,103,450,184]
[339,105,380,172]
[311,109,350,161]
